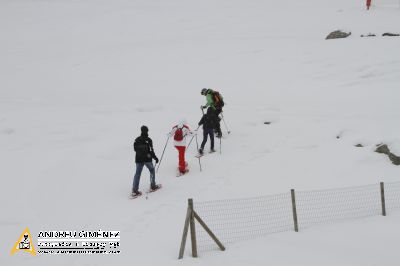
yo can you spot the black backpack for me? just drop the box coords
[135,138,150,158]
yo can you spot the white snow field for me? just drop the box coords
[1,0,400,265]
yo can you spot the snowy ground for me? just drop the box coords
[1,0,400,265]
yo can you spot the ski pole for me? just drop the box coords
[186,106,205,150]
[220,137,222,154]
[156,135,170,173]
[186,125,200,150]
[221,112,231,134]
[195,132,202,172]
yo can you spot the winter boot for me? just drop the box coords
[131,190,142,197]
[180,168,189,175]
[150,184,161,191]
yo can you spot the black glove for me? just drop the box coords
[154,157,159,164]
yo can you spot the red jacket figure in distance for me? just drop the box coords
[168,119,194,175]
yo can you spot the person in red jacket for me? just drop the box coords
[168,119,194,175]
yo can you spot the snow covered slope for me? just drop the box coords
[1,0,399,265]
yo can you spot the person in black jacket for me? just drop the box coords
[198,108,217,155]
[132,125,160,196]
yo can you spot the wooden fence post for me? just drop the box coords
[178,200,192,259]
[193,211,225,251]
[188,199,198,257]
[178,198,225,259]
[380,182,386,216]
[291,189,299,232]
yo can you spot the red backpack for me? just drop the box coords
[174,125,188,141]
[212,90,224,108]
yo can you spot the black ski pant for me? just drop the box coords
[215,108,222,133]
[200,128,214,150]
[208,107,222,135]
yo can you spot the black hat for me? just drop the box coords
[141,125,148,133]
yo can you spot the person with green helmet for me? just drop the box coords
[201,88,224,138]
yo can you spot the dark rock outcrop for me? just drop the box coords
[326,30,351,40]
[382,32,400,37]
[361,33,376,37]
[375,144,400,165]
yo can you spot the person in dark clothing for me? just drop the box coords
[201,88,223,138]
[132,125,160,197]
[198,108,217,155]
